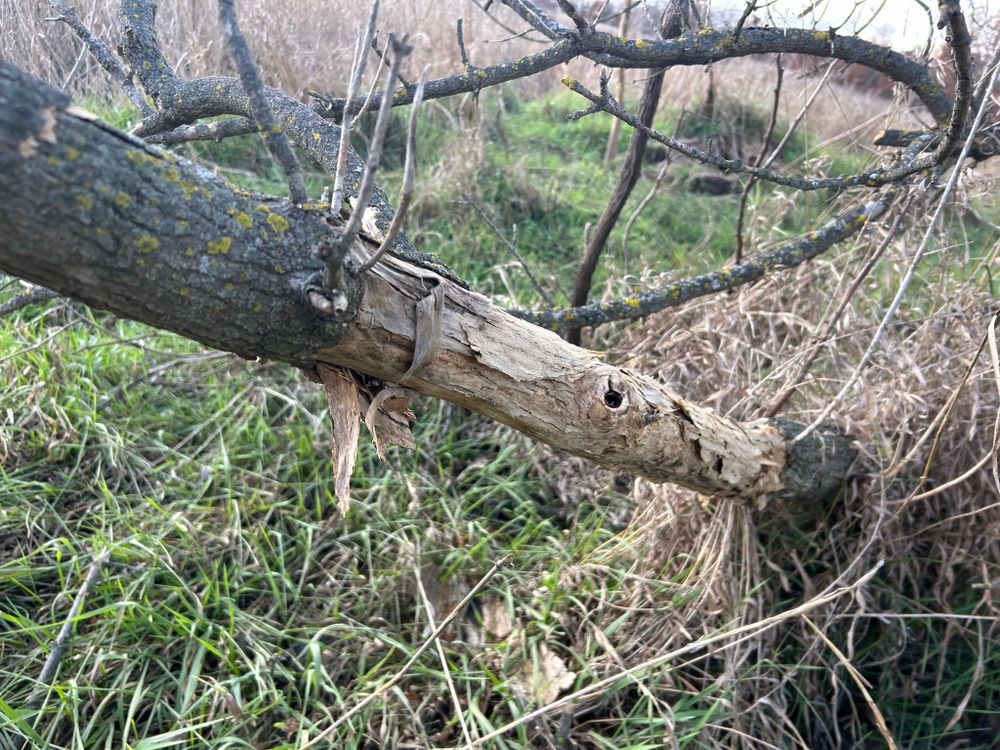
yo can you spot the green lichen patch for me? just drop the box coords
[266,213,290,233]
[136,235,160,254]
[207,237,232,255]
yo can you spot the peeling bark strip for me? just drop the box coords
[0,62,858,505]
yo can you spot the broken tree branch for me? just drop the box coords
[0,61,860,505]
[47,0,152,116]
[217,0,308,204]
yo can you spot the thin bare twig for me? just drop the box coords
[369,29,409,89]
[217,0,307,204]
[332,2,379,216]
[335,35,410,257]
[761,59,836,171]
[564,75,939,193]
[412,556,477,749]
[621,159,670,275]
[46,0,153,116]
[12,549,110,750]
[458,194,552,305]
[470,0,550,43]
[0,287,61,317]
[735,54,783,263]
[360,70,429,274]
[601,3,631,167]
[762,211,906,417]
[298,554,513,750]
[37,550,110,686]
[351,37,391,128]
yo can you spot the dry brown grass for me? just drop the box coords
[0,0,562,101]
[523,178,1000,746]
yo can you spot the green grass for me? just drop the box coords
[0,301,632,748]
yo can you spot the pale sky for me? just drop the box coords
[711,0,996,49]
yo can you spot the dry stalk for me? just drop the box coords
[298,554,513,750]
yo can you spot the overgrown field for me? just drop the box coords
[3,45,1000,750]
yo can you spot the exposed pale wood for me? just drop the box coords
[321,246,858,503]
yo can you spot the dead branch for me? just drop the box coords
[513,182,907,332]
[0,60,860,504]
[217,0,307,204]
[47,0,152,116]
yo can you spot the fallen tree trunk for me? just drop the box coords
[0,61,859,506]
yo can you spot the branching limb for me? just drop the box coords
[145,116,255,145]
[218,0,308,204]
[116,0,463,286]
[312,37,579,120]
[562,31,966,193]
[512,187,902,332]
[47,0,153,116]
